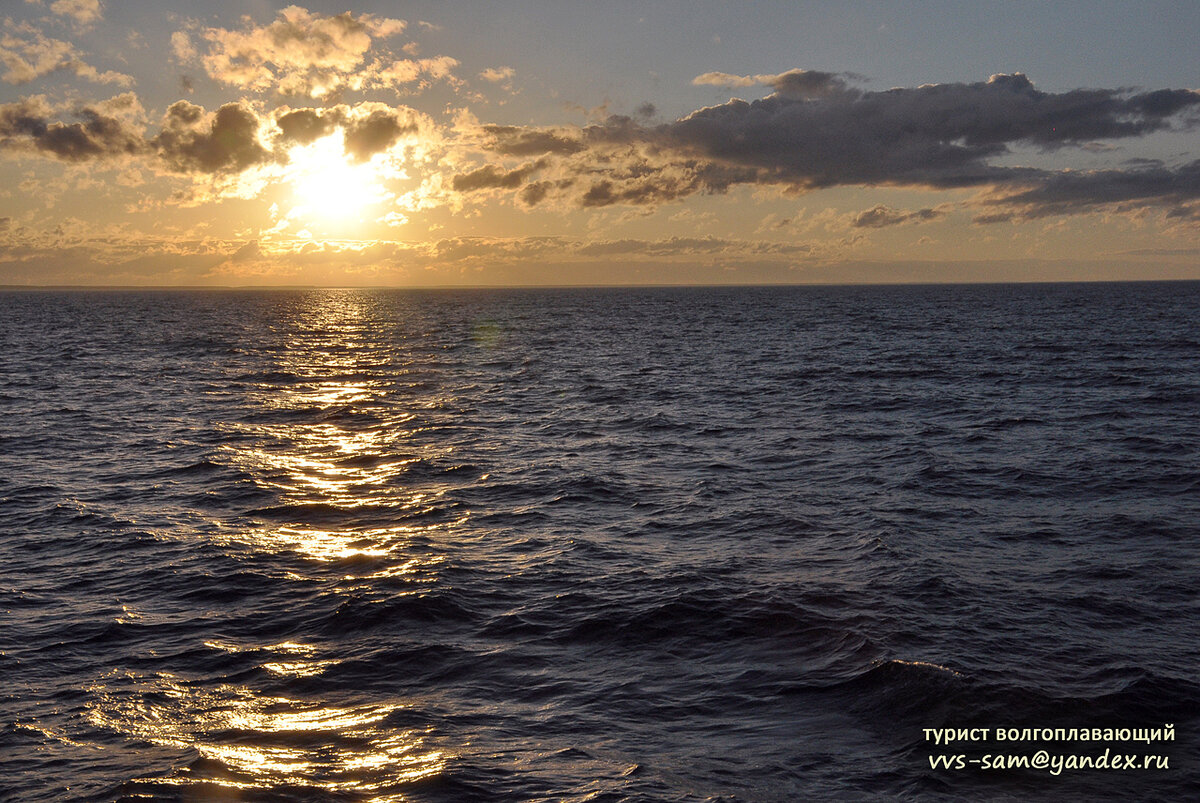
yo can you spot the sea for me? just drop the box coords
[1,282,1197,802]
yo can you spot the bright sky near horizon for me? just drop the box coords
[1,0,1197,286]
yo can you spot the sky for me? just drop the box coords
[0,0,1197,286]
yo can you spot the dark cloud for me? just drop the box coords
[770,69,857,99]
[519,180,552,207]
[0,97,57,139]
[420,234,810,263]
[429,235,563,262]
[853,205,946,228]
[1127,88,1200,118]
[480,124,584,156]
[274,107,338,145]
[577,160,759,207]
[577,236,731,256]
[37,107,143,160]
[342,107,416,160]
[977,159,1200,221]
[0,96,425,178]
[1117,246,1200,256]
[577,235,813,258]
[452,161,542,192]
[580,177,684,207]
[466,72,1199,218]
[1166,205,1200,221]
[0,95,145,161]
[154,100,269,173]
[657,73,1200,190]
[691,69,858,99]
[273,104,422,160]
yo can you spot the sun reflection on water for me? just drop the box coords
[91,291,462,797]
[87,670,447,797]
[213,291,468,567]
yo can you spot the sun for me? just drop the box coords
[285,135,388,226]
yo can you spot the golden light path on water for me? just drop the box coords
[222,290,465,567]
[88,292,460,798]
[87,670,446,796]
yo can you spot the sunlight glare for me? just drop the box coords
[287,135,387,225]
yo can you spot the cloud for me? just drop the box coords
[464,72,1200,219]
[428,235,564,262]
[519,181,553,206]
[659,73,1199,189]
[272,102,429,160]
[976,160,1200,222]
[49,0,102,26]
[452,161,542,192]
[0,91,432,194]
[480,124,585,156]
[576,235,811,257]
[170,31,197,62]
[692,68,857,99]
[341,103,420,160]
[418,234,811,264]
[852,204,947,228]
[577,162,757,208]
[186,5,458,99]
[0,95,276,174]
[273,106,338,146]
[154,100,270,173]
[0,24,133,85]
[479,66,515,83]
[374,55,460,88]
[1114,247,1200,256]
[195,5,406,97]
[693,71,767,88]
[0,92,145,161]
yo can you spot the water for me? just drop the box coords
[1,283,1197,801]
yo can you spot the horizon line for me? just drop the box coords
[3,277,1199,292]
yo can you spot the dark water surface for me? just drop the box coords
[1,283,1198,801]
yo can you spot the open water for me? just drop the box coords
[1,282,1198,801]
